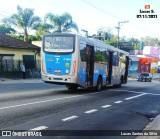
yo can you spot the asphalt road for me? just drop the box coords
[0,80,160,139]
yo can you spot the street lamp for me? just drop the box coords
[115,20,129,49]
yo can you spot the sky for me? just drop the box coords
[0,0,160,39]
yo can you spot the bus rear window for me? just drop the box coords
[44,36,74,53]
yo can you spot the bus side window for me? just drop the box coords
[80,42,86,62]
[105,50,109,65]
[112,52,119,66]
[95,46,106,64]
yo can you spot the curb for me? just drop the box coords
[0,78,42,84]
[136,115,160,139]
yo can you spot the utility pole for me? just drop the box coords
[115,20,129,49]
[81,29,88,37]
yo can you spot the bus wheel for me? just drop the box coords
[114,77,122,88]
[96,77,102,91]
[66,85,78,91]
[118,77,122,87]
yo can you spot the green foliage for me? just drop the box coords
[2,5,41,42]
[10,34,40,44]
[36,22,53,38]
[0,25,16,34]
[95,52,105,62]
[45,12,79,33]
[140,36,160,46]
[105,36,117,47]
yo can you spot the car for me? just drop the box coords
[137,72,152,82]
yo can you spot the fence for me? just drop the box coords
[0,60,41,79]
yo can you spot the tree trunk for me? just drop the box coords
[24,29,29,42]
[58,26,61,33]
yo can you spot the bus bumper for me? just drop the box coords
[41,74,77,85]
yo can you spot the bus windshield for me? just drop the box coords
[44,36,74,53]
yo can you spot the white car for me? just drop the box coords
[137,72,152,82]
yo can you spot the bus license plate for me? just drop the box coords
[55,69,61,73]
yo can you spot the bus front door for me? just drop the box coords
[86,45,94,86]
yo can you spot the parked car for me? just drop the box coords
[137,72,152,82]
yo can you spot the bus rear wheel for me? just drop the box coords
[96,77,102,91]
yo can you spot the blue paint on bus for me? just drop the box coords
[45,54,72,75]
[78,68,86,86]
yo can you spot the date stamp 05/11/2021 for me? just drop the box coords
[136,5,158,18]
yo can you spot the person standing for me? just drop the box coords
[21,63,26,79]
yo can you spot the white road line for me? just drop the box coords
[0,88,158,111]
[30,126,48,131]
[113,89,146,94]
[114,101,123,104]
[101,105,112,108]
[0,95,81,110]
[62,116,78,121]
[0,90,111,110]
[113,89,160,95]
[125,93,146,100]
[84,109,98,114]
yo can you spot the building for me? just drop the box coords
[139,46,160,73]
[32,40,42,47]
[0,34,41,78]
[129,46,160,76]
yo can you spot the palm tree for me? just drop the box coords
[36,21,53,38]
[2,5,41,42]
[45,12,78,33]
[0,24,16,34]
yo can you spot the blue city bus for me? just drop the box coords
[41,33,129,91]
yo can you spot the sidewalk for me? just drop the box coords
[136,115,160,139]
[0,78,43,84]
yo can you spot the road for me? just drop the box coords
[0,80,160,138]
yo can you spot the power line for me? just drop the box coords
[81,0,159,38]
[81,0,122,20]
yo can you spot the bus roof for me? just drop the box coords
[43,33,129,56]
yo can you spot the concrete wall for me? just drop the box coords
[0,47,41,60]
[32,41,42,47]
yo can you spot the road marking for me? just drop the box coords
[114,101,123,104]
[85,109,98,114]
[0,90,111,110]
[125,93,146,100]
[101,105,112,108]
[113,89,147,94]
[113,89,160,96]
[0,95,81,110]
[62,116,78,121]
[0,88,159,111]
[30,126,48,131]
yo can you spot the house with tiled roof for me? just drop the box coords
[0,34,41,78]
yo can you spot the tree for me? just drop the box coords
[0,25,16,34]
[36,21,53,38]
[9,34,41,43]
[140,36,160,46]
[45,12,78,33]
[2,5,41,42]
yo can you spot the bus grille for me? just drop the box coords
[53,78,63,80]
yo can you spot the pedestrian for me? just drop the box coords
[21,63,26,79]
